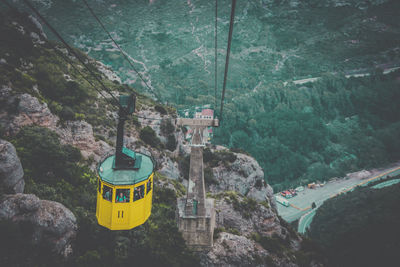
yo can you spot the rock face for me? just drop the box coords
[201,192,303,267]
[0,90,112,165]
[0,92,59,136]
[204,232,269,267]
[0,139,24,193]
[208,147,277,210]
[158,156,181,180]
[214,194,284,238]
[57,120,112,163]
[0,193,77,258]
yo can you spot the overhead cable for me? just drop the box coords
[20,0,123,110]
[219,0,236,121]
[214,0,218,112]
[81,0,159,100]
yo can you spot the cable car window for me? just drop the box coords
[147,179,152,193]
[98,179,101,193]
[134,185,145,201]
[116,189,130,203]
[103,185,112,202]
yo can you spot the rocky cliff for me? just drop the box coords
[0,139,77,258]
[0,139,24,194]
[0,193,77,258]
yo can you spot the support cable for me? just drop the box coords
[1,0,115,107]
[219,0,236,121]
[214,0,218,113]
[81,0,158,100]
[3,0,164,122]
[20,0,123,109]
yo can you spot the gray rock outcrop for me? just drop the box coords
[57,120,112,163]
[0,92,58,136]
[203,232,299,267]
[0,90,112,166]
[208,147,277,209]
[0,139,24,193]
[0,193,77,258]
[158,156,180,180]
[204,232,270,267]
[215,194,285,238]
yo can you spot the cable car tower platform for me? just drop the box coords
[176,117,218,251]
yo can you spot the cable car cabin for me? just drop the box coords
[96,148,154,230]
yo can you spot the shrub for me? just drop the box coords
[11,126,82,185]
[178,155,190,180]
[74,113,85,121]
[160,118,175,135]
[204,167,218,185]
[139,126,161,148]
[59,106,75,121]
[155,105,167,115]
[255,179,263,189]
[166,134,176,151]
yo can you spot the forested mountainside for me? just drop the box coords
[309,178,400,267]
[0,10,323,267]
[11,0,400,190]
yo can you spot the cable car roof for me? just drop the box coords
[98,150,154,185]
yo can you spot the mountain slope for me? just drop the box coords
[0,10,323,267]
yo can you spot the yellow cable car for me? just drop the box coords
[96,149,154,230]
[96,94,155,230]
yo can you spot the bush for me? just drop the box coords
[178,155,190,180]
[166,134,176,151]
[155,105,167,115]
[204,167,218,185]
[11,126,82,185]
[59,106,75,121]
[160,118,175,135]
[139,126,161,148]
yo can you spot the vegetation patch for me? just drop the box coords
[203,148,237,168]
[139,126,162,148]
[2,125,199,266]
[309,183,400,267]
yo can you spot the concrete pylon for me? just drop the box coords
[185,126,206,216]
[176,118,218,251]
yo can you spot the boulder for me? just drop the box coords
[0,193,77,258]
[0,139,24,193]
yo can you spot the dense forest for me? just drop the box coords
[215,71,400,190]
[308,180,400,267]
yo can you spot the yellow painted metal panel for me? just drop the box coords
[96,173,154,230]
